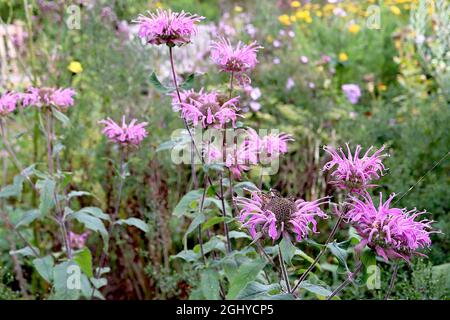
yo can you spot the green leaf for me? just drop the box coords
[297,281,333,298]
[10,246,39,257]
[38,178,56,216]
[280,236,296,265]
[69,211,109,253]
[74,248,93,278]
[15,209,41,228]
[294,249,316,265]
[149,72,172,93]
[67,191,92,200]
[200,269,220,300]
[227,259,266,299]
[228,231,251,239]
[204,197,232,216]
[235,282,280,300]
[173,189,204,217]
[180,73,195,90]
[184,213,205,250]
[0,175,25,198]
[233,181,258,196]
[171,250,199,262]
[75,207,110,221]
[90,277,107,289]
[201,216,225,231]
[361,250,377,268]
[52,262,80,300]
[32,255,54,283]
[52,109,71,127]
[116,217,149,233]
[327,241,348,268]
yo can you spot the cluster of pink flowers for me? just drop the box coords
[99,116,148,146]
[134,9,204,46]
[210,38,262,84]
[22,87,76,111]
[69,231,90,249]
[344,192,434,262]
[172,89,241,128]
[247,128,293,159]
[237,188,329,242]
[0,92,20,116]
[203,128,293,180]
[323,144,387,193]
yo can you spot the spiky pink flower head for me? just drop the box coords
[21,87,76,111]
[211,37,262,73]
[246,128,294,160]
[236,188,328,242]
[323,144,387,193]
[69,231,90,249]
[134,9,204,46]
[99,116,148,146]
[172,88,241,128]
[0,92,20,116]
[344,192,435,262]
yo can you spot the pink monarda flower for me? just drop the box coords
[247,128,294,160]
[134,9,204,46]
[22,87,76,111]
[236,188,328,242]
[0,92,20,116]
[99,116,148,146]
[345,192,435,262]
[323,144,387,193]
[172,89,241,128]
[69,231,90,249]
[210,37,262,84]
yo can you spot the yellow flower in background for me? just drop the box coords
[291,1,301,8]
[348,24,361,34]
[339,52,349,62]
[155,2,163,8]
[234,6,243,13]
[290,15,297,22]
[378,83,387,91]
[390,6,401,15]
[295,10,309,19]
[68,61,83,74]
[278,14,291,26]
[305,16,313,23]
[266,35,273,43]
[315,10,323,17]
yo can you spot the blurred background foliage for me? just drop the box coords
[0,0,448,299]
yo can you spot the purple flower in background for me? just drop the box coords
[345,192,435,262]
[236,188,329,242]
[342,84,361,104]
[273,57,280,64]
[134,9,204,46]
[249,101,261,111]
[286,77,295,90]
[99,116,148,146]
[323,144,387,193]
[171,89,241,128]
[22,87,76,111]
[300,55,309,64]
[250,87,261,100]
[321,54,332,64]
[0,92,20,116]
[273,40,281,48]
